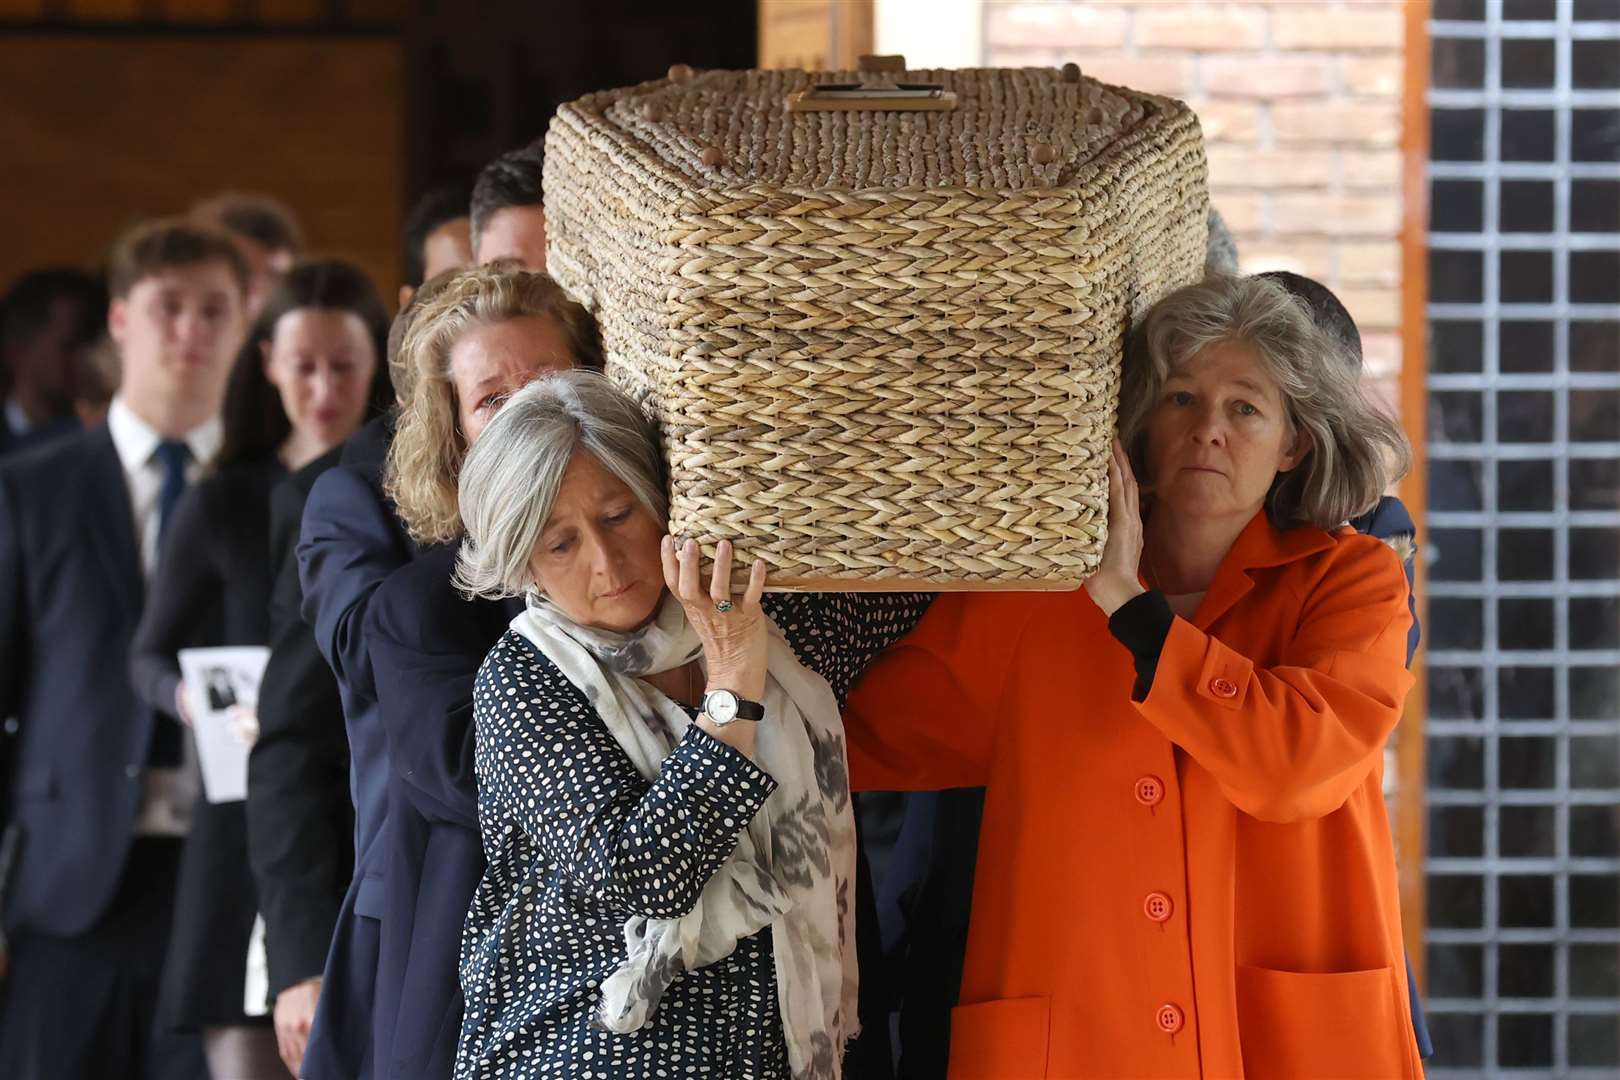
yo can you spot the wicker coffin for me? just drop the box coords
[545,64,1208,589]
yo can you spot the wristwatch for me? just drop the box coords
[702,688,765,726]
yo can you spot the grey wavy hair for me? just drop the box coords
[1118,274,1413,530]
[453,369,667,601]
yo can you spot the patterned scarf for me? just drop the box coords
[511,591,858,1080]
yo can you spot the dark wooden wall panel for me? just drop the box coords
[403,0,756,195]
[0,1,392,22]
[0,35,403,296]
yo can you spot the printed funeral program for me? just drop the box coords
[177,646,270,803]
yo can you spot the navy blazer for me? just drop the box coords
[297,416,416,1080]
[366,545,519,1080]
[1350,494,1423,661]
[0,427,159,936]
[296,417,413,922]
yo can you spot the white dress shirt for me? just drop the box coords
[106,396,222,836]
[5,397,33,439]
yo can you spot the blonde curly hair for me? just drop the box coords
[383,264,603,545]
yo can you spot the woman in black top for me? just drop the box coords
[129,260,391,1080]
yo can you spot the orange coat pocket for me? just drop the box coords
[948,996,1051,1079]
[1236,965,1408,1078]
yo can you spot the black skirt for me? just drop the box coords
[156,797,270,1031]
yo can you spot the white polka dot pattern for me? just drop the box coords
[454,592,930,1079]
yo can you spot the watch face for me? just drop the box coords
[707,690,739,724]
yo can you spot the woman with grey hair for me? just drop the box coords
[842,274,1424,1077]
[449,369,926,1080]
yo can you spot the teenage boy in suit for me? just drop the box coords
[0,219,248,1080]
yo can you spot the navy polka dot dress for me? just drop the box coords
[454,592,931,1080]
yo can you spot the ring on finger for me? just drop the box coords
[714,599,734,614]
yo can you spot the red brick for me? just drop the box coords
[1360,332,1403,379]
[1193,100,1263,145]
[1238,246,1335,279]
[985,45,1068,68]
[1211,193,1267,236]
[1342,149,1403,188]
[985,3,1132,50]
[1273,7,1405,51]
[1336,286,1400,331]
[1362,374,1402,416]
[1341,240,1403,285]
[1274,193,1400,237]
[1206,147,1337,189]
[1344,55,1405,98]
[1202,56,1335,100]
[1075,57,1191,98]
[1136,6,1268,50]
[1274,103,1400,147]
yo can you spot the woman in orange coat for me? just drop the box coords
[845,274,1422,1079]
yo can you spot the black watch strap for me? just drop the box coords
[703,688,766,724]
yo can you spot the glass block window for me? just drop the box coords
[1426,2,1620,1076]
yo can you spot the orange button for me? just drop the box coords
[1209,676,1239,699]
[1134,775,1164,808]
[1156,1003,1185,1035]
[1144,891,1174,923]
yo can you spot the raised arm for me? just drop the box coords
[366,552,493,830]
[1124,538,1414,823]
[477,641,776,920]
[763,591,934,706]
[296,465,410,702]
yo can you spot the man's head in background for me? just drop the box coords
[108,218,250,436]
[191,191,305,318]
[73,334,120,429]
[400,182,475,309]
[471,142,547,270]
[1,268,107,428]
[1257,270,1364,370]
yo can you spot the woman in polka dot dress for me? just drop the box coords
[448,371,928,1080]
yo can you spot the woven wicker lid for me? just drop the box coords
[545,64,1208,590]
[562,65,1187,196]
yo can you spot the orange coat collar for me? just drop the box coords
[1184,512,1339,629]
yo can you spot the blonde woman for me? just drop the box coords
[297,264,603,1080]
[385,263,602,545]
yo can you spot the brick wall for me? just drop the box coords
[983,1,1410,401]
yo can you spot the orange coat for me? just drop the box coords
[845,513,1421,1079]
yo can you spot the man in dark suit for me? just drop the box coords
[0,267,105,458]
[295,411,416,1080]
[245,444,354,1078]
[298,265,602,1080]
[0,220,248,1080]
[365,545,520,1079]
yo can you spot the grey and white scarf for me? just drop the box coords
[511,591,858,1080]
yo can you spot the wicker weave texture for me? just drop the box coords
[546,66,1208,589]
